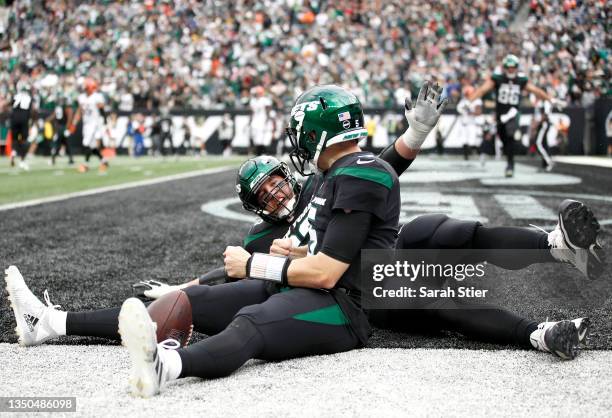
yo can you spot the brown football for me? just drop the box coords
[147,290,193,347]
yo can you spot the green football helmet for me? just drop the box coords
[236,156,300,224]
[286,85,368,175]
[503,54,520,79]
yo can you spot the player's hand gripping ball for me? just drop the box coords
[147,290,193,347]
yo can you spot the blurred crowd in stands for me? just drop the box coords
[0,0,609,113]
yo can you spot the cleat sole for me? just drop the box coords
[5,266,29,346]
[118,298,159,398]
[546,320,580,360]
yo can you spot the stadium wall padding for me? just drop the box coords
[0,107,592,156]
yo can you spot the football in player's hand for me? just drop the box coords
[147,290,193,347]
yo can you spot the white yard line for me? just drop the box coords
[0,165,236,212]
[553,156,612,168]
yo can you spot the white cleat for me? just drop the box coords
[118,298,179,398]
[530,319,582,360]
[4,266,61,346]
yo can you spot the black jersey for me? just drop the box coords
[305,152,400,293]
[53,105,68,126]
[491,71,528,119]
[11,92,34,123]
[300,152,400,343]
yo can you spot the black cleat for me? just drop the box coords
[531,320,582,360]
[549,199,605,280]
[572,317,590,345]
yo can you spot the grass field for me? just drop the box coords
[0,156,610,416]
[0,155,244,205]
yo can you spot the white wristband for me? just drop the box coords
[247,253,290,285]
[402,120,432,150]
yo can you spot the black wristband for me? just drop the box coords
[246,255,253,277]
[281,258,290,287]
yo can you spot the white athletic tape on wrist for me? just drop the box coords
[247,253,290,285]
[402,120,432,150]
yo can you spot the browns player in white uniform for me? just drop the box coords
[69,79,109,173]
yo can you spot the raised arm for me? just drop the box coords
[469,77,495,102]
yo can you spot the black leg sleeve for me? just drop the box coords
[375,300,538,349]
[432,299,538,349]
[66,307,122,340]
[471,225,555,268]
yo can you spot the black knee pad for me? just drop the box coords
[397,214,449,249]
[397,214,480,249]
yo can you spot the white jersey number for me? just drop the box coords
[498,84,521,105]
[13,93,32,110]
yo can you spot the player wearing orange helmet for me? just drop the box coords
[68,78,109,173]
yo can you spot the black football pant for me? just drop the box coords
[160,132,174,155]
[369,302,537,348]
[52,127,73,163]
[396,214,554,268]
[497,118,518,169]
[384,214,552,347]
[10,119,29,160]
[66,280,359,379]
[177,280,359,379]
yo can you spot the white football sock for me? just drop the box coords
[161,347,182,381]
[48,310,67,336]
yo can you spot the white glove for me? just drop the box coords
[500,107,518,124]
[132,279,184,300]
[551,98,567,111]
[402,80,448,150]
[64,129,71,137]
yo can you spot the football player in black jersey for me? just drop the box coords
[48,94,74,166]
[9,81,36,170]
[4,83,445,398]
[470,54,565,177]
[131,81,445,298]
[5,83,601,396]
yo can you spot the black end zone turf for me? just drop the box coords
[1,161,610,349]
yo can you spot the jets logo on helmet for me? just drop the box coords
[236,156,301,224]
[286,85,368,176]
[502,54,520,79]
